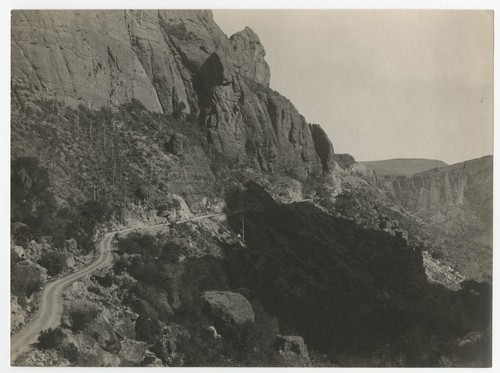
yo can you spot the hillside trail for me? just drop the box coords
[10,213,225,364]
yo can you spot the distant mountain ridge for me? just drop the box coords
[359,158,448,177]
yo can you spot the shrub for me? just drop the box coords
[37,327,64,350]
[68,306,99,332]
[39,251,67,277]
[11,156,51,223]
[173,101,186,119]
[78,199,112,234]
[60,343,79,363]
[93,273,113,288]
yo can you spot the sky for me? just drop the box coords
[213,10,493,164]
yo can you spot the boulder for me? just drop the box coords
[165,133,188,156]
[273,334,311,367]
[202,291,255,325]
[114,315,136,340]
[118,339,149,366]
[12,245,26,260]
[145,356,164,367]
[66,255,76,268]
[102,352,121,367]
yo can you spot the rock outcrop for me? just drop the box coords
[202,290,255,326]
[229,27,270,86]
[332,153,356,170]
[11,9,337,177]
[273,335,311,367]
[311,124,336,173]
[165,133,188,156]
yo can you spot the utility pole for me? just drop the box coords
[76,107,80,134]
[241,214,245,242]
[103,121,107,151]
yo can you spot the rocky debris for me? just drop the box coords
[202,290,255,326]
[123,307,140,321]
[59,327,106,365]
[27,240,47,261]
[273,335,311,367]
[422,251,465,291]
[165,133,188,156]
[143,353,164,367]
[150,324,187,366]
[117,339,149,366]
[15,348,72,367]
[102,352,121,367]
[114,314,136,340]
[11,295,28,331]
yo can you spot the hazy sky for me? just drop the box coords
[213,10,493,164]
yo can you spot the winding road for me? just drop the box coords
[10,231,118,363]
[10,214,225,364]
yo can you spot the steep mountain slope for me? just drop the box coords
[224,182,491,366]
[328,156,492,283]
[360,158,448,177]
[11,10,331,176]
[10,9,492,368]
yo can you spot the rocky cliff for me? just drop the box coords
[11,9,332,176]
[382,156,492,236]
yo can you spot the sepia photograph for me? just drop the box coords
[7,2,495,369]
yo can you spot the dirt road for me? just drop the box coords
[10,214,225,363]
[10,231,116,363]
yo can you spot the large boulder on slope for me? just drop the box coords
[273,334,311,367]
[202,291,255,326]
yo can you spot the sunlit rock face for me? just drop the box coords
[12,9,335,177]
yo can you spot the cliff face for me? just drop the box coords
[383,156,492,233]
[11,9,333,176]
